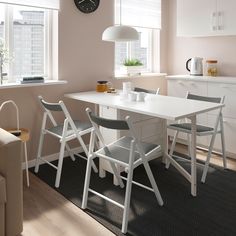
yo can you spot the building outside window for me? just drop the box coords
[114,0,161,75]
[0,1,58,82]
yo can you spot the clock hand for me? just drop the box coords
[89,0,96,5]
[79,0,86,4]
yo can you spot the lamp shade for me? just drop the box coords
[102,25,139,42]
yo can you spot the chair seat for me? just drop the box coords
[96,136,160,164]
[168,123,214,133]
[48,120,92,137]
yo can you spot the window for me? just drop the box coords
[0,1,59,82]
[114,0,161,75]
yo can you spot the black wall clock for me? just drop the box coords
[74,0,100,14]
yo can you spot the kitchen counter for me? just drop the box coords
[167,75,236,84]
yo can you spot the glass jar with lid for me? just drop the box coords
[206,60,218,76]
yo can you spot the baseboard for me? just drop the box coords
[22,146,86,170]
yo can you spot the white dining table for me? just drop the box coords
[65,91,224,196]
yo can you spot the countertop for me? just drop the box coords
[166,75,236,84]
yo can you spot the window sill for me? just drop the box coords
[114,72,167,80]
[0,80,67,89]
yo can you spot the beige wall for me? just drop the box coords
[0,0,114,160]
[167,0,236,76]
[0,0,167,162]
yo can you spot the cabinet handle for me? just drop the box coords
[217,11,223,30]
[178,81,184,85]
[190,82,196,86]
[211,12,217,31]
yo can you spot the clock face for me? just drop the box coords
[74,0,100,14]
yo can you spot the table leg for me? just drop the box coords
[162,119,168,164]
[190,115,197,196]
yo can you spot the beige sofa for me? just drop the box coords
[0,128,23,236]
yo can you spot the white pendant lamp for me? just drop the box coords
[102,25,139,42]
[102,0,139,42]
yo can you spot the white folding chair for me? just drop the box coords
[167,92,227,183]
[34,96,98,188]
[82,108,163,234]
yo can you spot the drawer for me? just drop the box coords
[208,83,236,118]
[208,114,236,157]
[168,80,207,98]
[99,105,118,119]
[119,110,142,123]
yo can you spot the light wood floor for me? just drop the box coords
[21,173,114,236]
[21,146,236,236]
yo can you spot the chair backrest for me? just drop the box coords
[134,87,159,95]
[86,108,129,130]
[186,92,224,104]
[186,92,224,131]
[38,96,76,130]
[38,96,63,112]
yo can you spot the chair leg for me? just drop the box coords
[34,131,45,173]
[24,142,30,187]
[143,159,163,206]
[77,135,98,173]
[65,143,76,161]
[166,131,179,169]
[187,134,191,157]
[201,134,216,183]
[220,124,227,169]
[121,165,134,234]
[55,139,66,188]
[82,155,93,209]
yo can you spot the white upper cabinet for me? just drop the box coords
[177,0,236,37]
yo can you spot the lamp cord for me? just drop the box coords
[120,0,122,25]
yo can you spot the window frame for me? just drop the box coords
[114,28,160,76]
[0,3,56,82]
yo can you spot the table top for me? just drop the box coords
[65,91,224,121]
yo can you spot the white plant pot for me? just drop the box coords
[121,66,143,76]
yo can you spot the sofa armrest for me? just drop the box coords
[0,175,6,203]
[0,128,23,236]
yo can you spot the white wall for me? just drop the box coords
[167,0,236,77]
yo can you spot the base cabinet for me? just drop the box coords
[99,105,164,185]
[167,76,236,158]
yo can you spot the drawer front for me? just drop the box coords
[168,80,207,98]
[99,105,118,119]
[208,83,236,118]
[99,105,119,144]
[208,114,236,157]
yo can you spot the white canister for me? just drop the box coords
[128,92,138,101]
[137,92,146,102]
[123,82,132,94]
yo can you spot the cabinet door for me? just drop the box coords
[177,0,217,37]
[217,0,236,35]
[208,114,236,158]
[167,79,208,146]
[208,82,236,118]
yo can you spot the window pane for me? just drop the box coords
[115,28,152,74]
[0,4,5,40]
[12,5,45,77]
[130,28,151,71]
[115,41,128,71]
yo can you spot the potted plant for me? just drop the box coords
[122,58,143,76]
